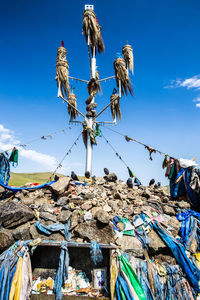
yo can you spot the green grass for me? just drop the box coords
[9,172,65,187]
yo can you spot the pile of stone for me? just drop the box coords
[0,174,191,263]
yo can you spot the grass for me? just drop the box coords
[9,172,65,187]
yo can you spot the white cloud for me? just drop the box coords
[20,149,56,169]
[165,75,200,90]
[193,96,200,102]
[196,103,200,108]
[0,124,10,133]
[0,124,57,170]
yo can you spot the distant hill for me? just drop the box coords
[9,172,65,187]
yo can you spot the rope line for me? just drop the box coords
[101,133,129,169]
[102,125,175,159]
[48,132,82,181]
[0,127,70,155]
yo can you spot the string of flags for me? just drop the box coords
[0,127,69,155]
[48,133,82,181]
[103,125,176,161]
[101,133,139,181]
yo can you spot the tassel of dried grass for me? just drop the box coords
[55,47,70,98]
[122,44,134,74]
[110,93,121,120]
[67,92,78,120]
[114,57,133,96]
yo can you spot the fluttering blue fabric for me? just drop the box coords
[53,241,69,300]
[0,180,56,193]
[153,221,200,292]
[35,221,71,240]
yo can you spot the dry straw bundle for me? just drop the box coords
[55,46,70,98]
[113,58,133,96]
[122,44,134,74]
[82,9,104,53]
[67,93,78,120]
[110,93,121,120]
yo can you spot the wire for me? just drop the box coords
[48,132,82,181]
[0,127,69,155]
[102,125,175,159]
[101,133,129,169]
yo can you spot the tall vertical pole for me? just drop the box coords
[85,27,96,175]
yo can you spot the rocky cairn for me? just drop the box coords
[0,175,190,263]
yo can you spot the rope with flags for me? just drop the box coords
[102,125,176,161]
[48,132,82,181]
[0,127,70,155]
[101,133,138,180]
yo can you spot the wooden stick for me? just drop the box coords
[0,194,14,205]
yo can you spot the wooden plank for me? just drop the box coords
[31,295,109,300]
[38,241,116,249]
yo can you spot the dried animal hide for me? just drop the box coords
[114,58,133,96]
[110,93,121,120]
[122,44,134,74]
[145,146,156,161]
[87,70,101,96]
[82,9,104,53]
[55,46,70,98]
[162,154,169,169]
[96,23,105,53]
[67,93,78,120]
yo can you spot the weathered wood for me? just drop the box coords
[31,295,109,300]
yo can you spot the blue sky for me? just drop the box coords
[0,0,200,185]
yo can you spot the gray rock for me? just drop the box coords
[30,224,42,239]
[162,197,169,203]
[0,202,34,229]
[50,177,71,196]
[39,212,57,222]
[108,200,118,212]
[0,186,5,194]
[114,192,123,200]
[148,230,167,254]
[95,209,109,224]
[12,223,31,240]
[177,201,191,209]
[163,205,176,216]
[166,216,181,235]
[116,235,143,257]
[95,178,105,185]
[70,213,80,230]
[74,221,114,243]
[104,173,118,182]
[142,190,152,199]
[56,196,69,206]
[83,193,94,200]
[39,203,54,214]
[81,201,92,210]
[103,204,112,213]
[0,228,14,252]
[90,206,101,217]
[57,211,72,223]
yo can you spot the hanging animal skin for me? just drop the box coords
[110,93,121,120]
[87,70,101,96]
[55,44,70,98]
[82,9,104,53]
[113,57,133,96]
[67,92,78,120]
[96,23,104,53]
[122,44,134,74]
